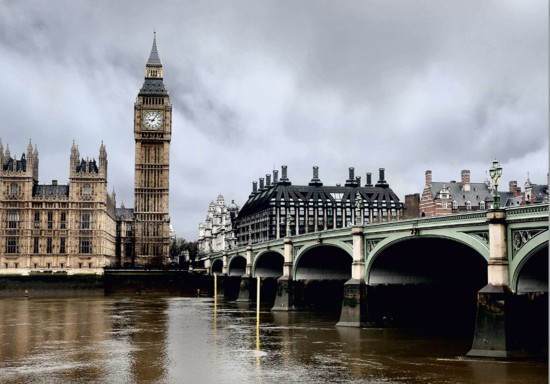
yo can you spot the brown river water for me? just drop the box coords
[0,296,547,383]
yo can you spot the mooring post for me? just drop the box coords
[272,236,295,311]
[337,225,368,327]
[467,208,519,358]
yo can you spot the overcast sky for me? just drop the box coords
[0,1,547,240]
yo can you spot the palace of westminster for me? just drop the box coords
[0,35,172,273]
[1,36,548,274]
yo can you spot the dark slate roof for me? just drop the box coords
[3,154,26,172]
[115,207,134,220]
[147,34,162,67]
[139,78,167,95]
[430,182,491,205]
[529,184,549,203]
[238,183,402,217]
[33,184,69,197]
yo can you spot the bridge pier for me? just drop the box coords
[467,209,521,358]
[236,246,255,302]
[337,226,368,327]
[214,273,226,299]
[272,276,296,311]
[236,275,256,302]
[271,237,297,311]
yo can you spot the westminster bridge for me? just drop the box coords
[204,204,548,358]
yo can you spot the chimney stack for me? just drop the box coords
[259,177,265,190]
[461,170,471,191]
[509,180,520,197]
[309,166,323,186]
[273,170,279,184]
[366,172,372,186]
[266,174,271,187]
[425,170,432,187]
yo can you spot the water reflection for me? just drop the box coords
[0,297,547,384]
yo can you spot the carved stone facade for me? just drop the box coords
[0,140,117,274]
[0,34,174,273]
[133,33,172,265]
[198,194,239,255]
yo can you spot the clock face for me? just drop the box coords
[143,111,163,130]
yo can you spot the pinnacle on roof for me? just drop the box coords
[147,31,162,67]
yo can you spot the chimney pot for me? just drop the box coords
[366,172,372,186]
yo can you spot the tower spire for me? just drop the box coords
[146,31,162,68]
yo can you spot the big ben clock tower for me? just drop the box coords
[133,32,172,265]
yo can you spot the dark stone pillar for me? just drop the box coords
[271,276,295,311]
[337,279,368,327]
[236,275,255,302]
[214,274,225,299]
[467,284,522,358]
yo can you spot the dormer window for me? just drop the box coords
[452,200,458,210]
[479,201,486,210]
[466,201,472,210]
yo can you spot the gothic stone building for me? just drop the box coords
[0,141,117,274]
[0,34,173,274]
[234,166,404,246]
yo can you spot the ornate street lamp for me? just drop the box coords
[489,159,503,209]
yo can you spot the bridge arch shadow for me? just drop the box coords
[211,259,223,275]
[367,237,487,335]
[294,245,353,313]
[512,241,548,353]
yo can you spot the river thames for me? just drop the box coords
[0,296,547,383]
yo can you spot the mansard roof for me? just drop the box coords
[115,207,134,220]
[139,78,168,95]
[238,182,402,217]
[33,183,69,197]
[429,181,491,204]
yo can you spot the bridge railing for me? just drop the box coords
[204,204,548,263]
[505,203,549,222]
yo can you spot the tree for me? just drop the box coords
[170,237,199,265]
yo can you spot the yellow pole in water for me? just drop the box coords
[256,276,260,350]
[214,274,217,328]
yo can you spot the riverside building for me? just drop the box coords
[0,34,173,274]
[234,166,404,246]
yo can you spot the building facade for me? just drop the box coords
[0,140,117,274]
[419,169,549,217]
[133,33,173,265]
[234,166,404,246]
[197,194,239,255]
[0,34,174,274]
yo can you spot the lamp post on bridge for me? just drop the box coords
[489,159,502,209]
[467,158,519,358]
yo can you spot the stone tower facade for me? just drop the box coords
[0,140,117,274]
[133,33,172,265]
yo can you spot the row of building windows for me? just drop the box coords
[6,211,92,230]
[438,201,486,210]
[5,237,92,254]
[236,207,400,244]
[3,262,94,269]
